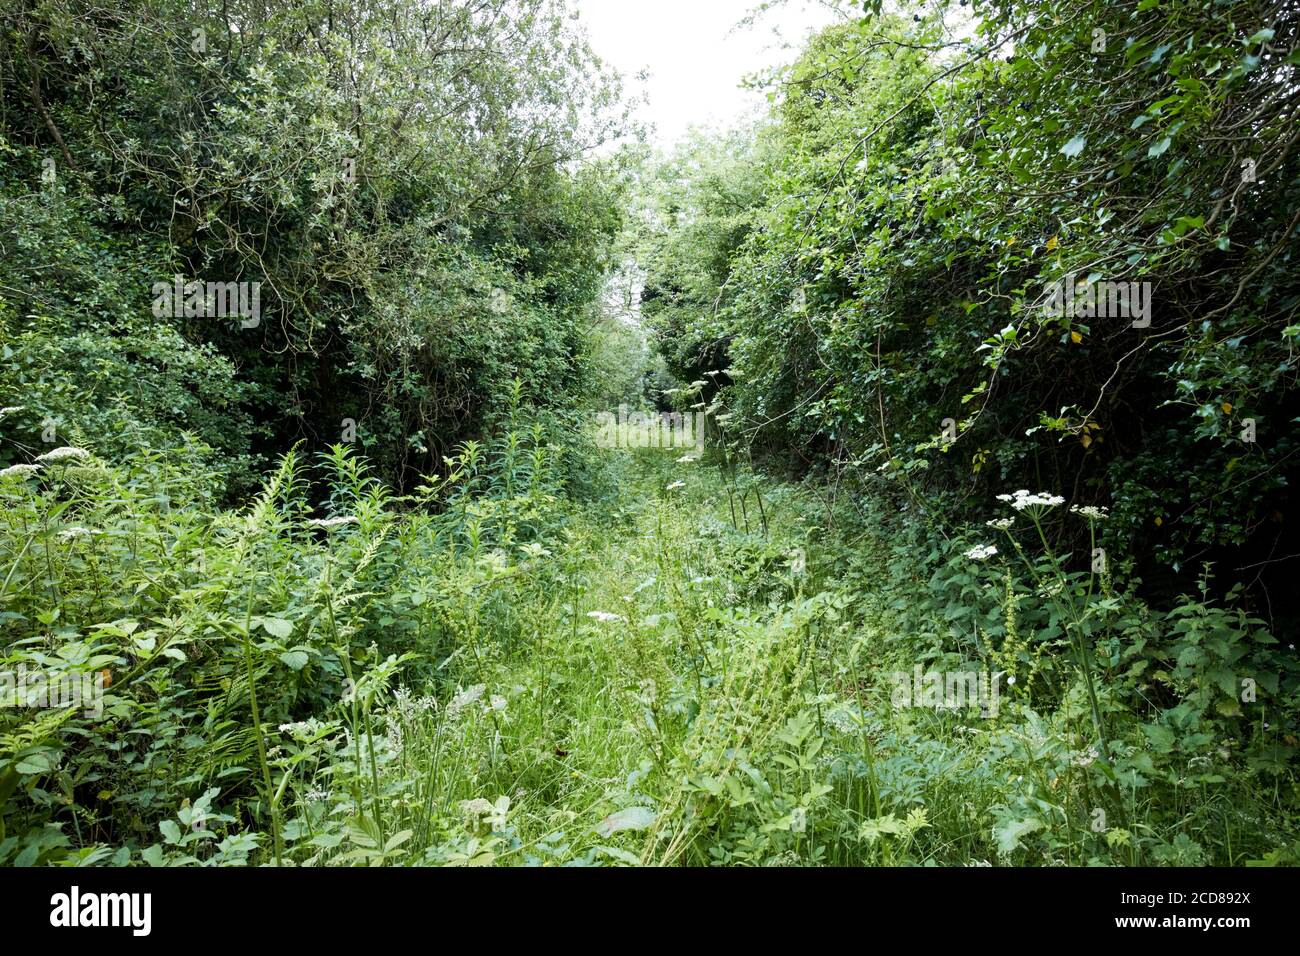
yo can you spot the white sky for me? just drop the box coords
[574,0,844,149]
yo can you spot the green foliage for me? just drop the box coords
[1,0,630,492]
[638,0,1299,614]
[0,0,1296,871]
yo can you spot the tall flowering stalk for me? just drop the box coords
[984,491,1111,762]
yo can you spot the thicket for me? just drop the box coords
[0,0,629,494]
[1,0,1297,867]
[640,0,1300,626]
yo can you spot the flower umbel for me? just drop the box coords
[996,489,1064,513]
[35,446,90,464]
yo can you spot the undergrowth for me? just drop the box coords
[2,427,1297,866]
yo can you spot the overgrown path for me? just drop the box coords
[2,447,1294,865]
[370,452,1294,866]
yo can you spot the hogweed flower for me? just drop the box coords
[307,515,357,529]
[0,463,41,480]
[1071,746,1099,767]
[35,446,90,464]
[964,544,999,561]
[997,489,1064,512]
[460,797,493,817]
[986,518,1015,531]
[1070,504,1109,521]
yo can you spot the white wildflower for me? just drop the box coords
[35,446,90,464]
[1071,746,1098,767]
[998,489,1064,511]
[278,718,328,739]
[489,694,507,713]
[0,406,24,417]
[57,526,98,541]
[586,610,624,624]
[964,544,999,561]
[1070,504,1110,521]
[0,463,41,479]
[666,481,686,491]
[986,518,1015,531]
[307,515,357,529]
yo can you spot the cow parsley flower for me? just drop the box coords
[986,518,1015,531]
[1070,504,1109,521]
[307,515,357,529]
[964,544,999,561]
[278,718,329,739]
[35,446,90,464]
[998,489,1064,512]
[0,463,41,479]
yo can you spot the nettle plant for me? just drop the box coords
[940,487,1297,861]
[0,407,586,865]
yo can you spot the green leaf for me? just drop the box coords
[160,820,182,845]
[258,617,293,639]
[141,845,165,867]
[278,649,309,671]
[1147,136,1172,158]
[595,806,657,836]
[995,817,1043,855]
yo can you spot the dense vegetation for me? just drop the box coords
[1,0,1297,867]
